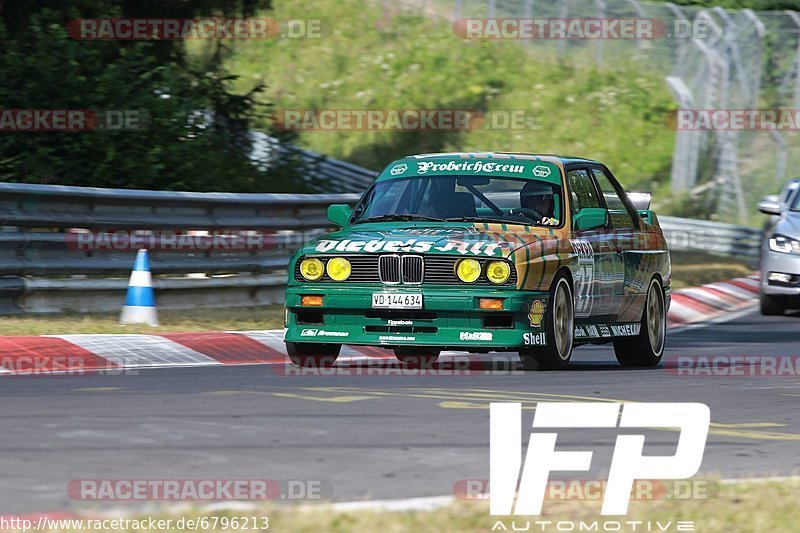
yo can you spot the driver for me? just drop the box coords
[520,181,559,225]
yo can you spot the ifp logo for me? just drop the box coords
[490,402,710,515]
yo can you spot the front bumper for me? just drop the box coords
[284,284,547,349]
[760,251,800,296]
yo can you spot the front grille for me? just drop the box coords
[378,255,401,284]
[402,255,424,284]
[295,254,516,286]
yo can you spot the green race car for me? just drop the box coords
[284,152,670,370]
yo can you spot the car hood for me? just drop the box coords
[299,223,559,259]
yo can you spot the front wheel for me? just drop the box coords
[520,275,574,371]
[394,348,440,368]
[286,342,341,368]
[613,277,666,367]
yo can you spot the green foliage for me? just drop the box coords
[0,0,316,192]
[219,0,676,191]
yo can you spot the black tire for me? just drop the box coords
[286,342,341,368]
[760,293,784,316]
[614,278,666,367]
[520,275,574,371]
[394,348,440,368]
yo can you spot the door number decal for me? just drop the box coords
[570,239,595,317]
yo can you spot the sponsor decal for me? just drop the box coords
[490,402,710,516]
[528,300,545,327]
[378,335,416,342]
[523,332,547,346]
[570,240,595,317]
[416,160,525,175]
[610,323,641,336]
[299,329,349,337]
[532,164,551,177]
[387,319,413,326]
[313,238,501,257]
[390,163,407,175]
[574,323,640,339]
[460,331,493,341]
[377,227,478,236]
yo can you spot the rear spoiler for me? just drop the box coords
[626,192,658,226]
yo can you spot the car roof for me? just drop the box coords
[404,152,601,166]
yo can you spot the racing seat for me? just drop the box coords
[434,192,477,219]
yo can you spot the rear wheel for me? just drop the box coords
[520,275,574,371]
[394,348,440,368]
[614,278,666,367]
[286,342,341,368]
[760,293,785,316]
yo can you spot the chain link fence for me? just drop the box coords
[390,0,800,224]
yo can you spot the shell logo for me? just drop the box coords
[528,299,545,327]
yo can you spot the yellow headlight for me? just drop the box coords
[487,261,511,284]
[300,258,324,281]
[326,257,351,281]
[456,258,481,283]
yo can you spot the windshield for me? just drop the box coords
[791,188,800,211]
[351,175,564,226]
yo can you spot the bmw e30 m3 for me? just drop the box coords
[284,153,671,370]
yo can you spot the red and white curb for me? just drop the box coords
[667,273,759,328]
[0,275,759,376]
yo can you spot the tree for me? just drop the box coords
[0,0,314,192]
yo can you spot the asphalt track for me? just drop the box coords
[1,306,799,514]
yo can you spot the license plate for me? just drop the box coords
[371,293,423,309]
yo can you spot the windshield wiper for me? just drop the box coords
[355,214,446,224]
[445,216,527,225]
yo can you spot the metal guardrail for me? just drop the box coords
[659,216,762,259]
[0,183,360,313]
[0,182,761,313]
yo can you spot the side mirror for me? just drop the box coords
[327,204,353,226]
[573,208,608,231]
[757,200,781,216]
[638,209,655,225]
[627,191,652,211]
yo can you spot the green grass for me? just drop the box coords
[194,0,676,192]
[0,306,285,336]
[21,479,800,532]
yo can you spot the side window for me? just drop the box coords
[568,169,602,215]
[590,168,635,229]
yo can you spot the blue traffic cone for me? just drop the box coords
[119,249,159,326]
